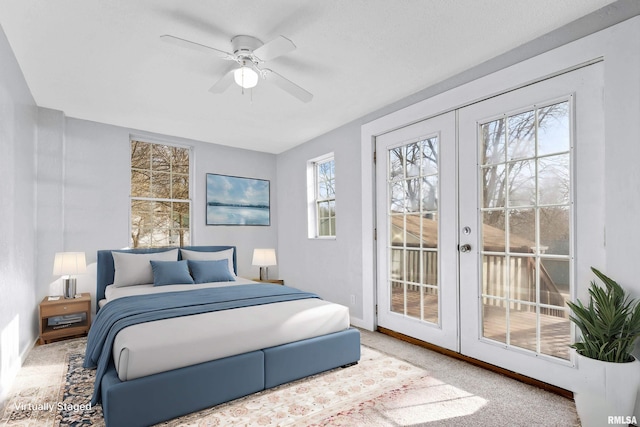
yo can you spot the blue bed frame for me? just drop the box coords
[94,246,361,427]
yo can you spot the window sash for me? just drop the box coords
[130,140,192,248]
[314,158,335,237]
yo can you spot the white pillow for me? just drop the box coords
[112,249,179,287]
[180,248,236,276]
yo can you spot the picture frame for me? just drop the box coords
[206,173,270,226]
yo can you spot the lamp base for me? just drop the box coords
[63,278,76,299]
[259,267,270,281]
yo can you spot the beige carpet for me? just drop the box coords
[1,329,580,426]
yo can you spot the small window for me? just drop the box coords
[307,154,335,238]
[130,140,191,248]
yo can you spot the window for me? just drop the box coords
[130,140,191,248]
[307,154,335,238]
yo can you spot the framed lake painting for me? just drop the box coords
[206,173,270,226]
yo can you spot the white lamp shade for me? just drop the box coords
[53,252,87,275]
[234,66,259,89]
[252,248,277,266]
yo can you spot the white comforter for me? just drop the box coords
[102,280,350,381]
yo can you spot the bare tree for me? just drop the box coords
[481,102,570,254]
[389,138,438,214]
[130,141,190,248]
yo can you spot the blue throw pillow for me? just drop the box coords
[188,259,236,284]
[150,260,195,286]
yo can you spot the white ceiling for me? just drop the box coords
[0,0,617,153]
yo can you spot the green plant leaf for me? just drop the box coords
[567,267,640,363]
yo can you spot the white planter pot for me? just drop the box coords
[573,352,640,427]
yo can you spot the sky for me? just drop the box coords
[206,174,270,206]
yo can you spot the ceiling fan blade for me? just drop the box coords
[253,36,296,61]
[161,34,235,60]
[208,67,236,93]
[265,69,313,103]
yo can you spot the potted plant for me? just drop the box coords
[567,267,640,427]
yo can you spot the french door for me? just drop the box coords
[376,111,458,351]
[376,62,604,389]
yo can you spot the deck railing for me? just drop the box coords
[391,250,567,318]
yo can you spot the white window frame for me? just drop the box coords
[307,153,336,239]
[129,137,193,248]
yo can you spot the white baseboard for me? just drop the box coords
[350,316,373,331]
[0,337,37,414]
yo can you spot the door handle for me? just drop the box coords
[459,244,471,253]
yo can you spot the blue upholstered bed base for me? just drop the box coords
[101,328,361,427]
[94,246,361,427]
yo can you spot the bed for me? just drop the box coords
[86,246,361,427]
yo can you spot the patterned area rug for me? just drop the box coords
[2,338,460,426]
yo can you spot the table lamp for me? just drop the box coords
[252,248,277,280]
[53,252,86,299]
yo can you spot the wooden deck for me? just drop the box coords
[390,284,570,360]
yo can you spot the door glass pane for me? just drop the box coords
[387,135,439,324]
[539,207,570,255]
[406,285,421,319]
[508,160,535,207]
[508,208,535,250]
[423,287,438,324]
[482,211,505,252]
[390,249,404,282]
[390,181,405,213]
[479,99,571,360]
[538,102,570,156]
[481,165,506,208]
[390,281,404,314]
[482,255,506,298]
[402,214,420,246]
[421,176,438,211]
[390,215,405,247]
[509,303,538,352]
[507,111,536,161]
[509,255,536,303]
[421,215,438,248]
[406,249,420,283]
[422,251,438,285]
[481,118,505,165]
[389,147,404,180]
[540,258,570,306]
[538,154,569,205]
[482,302,507,344]
[421,138,438,175]
[540,309,571,359]
[406,179,420,213]
[406,142,421,178]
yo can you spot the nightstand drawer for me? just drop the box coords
[40,300,87,317]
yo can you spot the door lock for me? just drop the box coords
[459,244,471,253]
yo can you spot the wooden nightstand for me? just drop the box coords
[252,278,284,285]
[39,293,91,344]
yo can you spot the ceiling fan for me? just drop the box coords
[161,33,313,103]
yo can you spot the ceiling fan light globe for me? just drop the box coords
[234,66,258,89]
